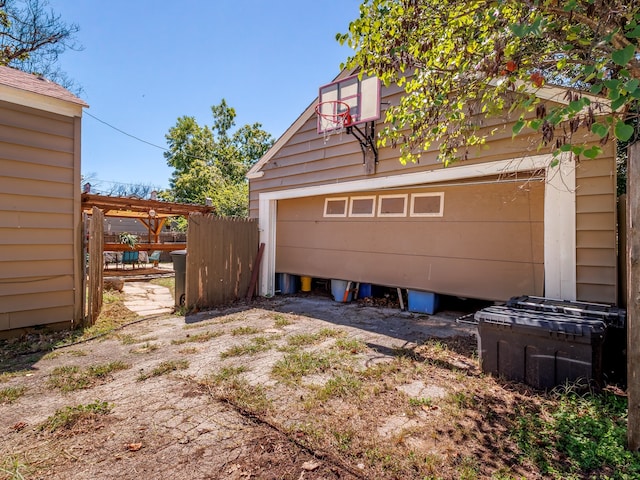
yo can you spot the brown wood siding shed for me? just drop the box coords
[0,100,80,330]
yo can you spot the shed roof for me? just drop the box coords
[0,65,88,107]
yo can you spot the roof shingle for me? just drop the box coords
[0,65,88,107]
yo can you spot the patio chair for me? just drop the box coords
[149,250,161,267]
[121,250,139,269]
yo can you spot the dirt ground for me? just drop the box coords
[1,293,557,479]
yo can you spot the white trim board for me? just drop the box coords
[0,86,84,117]
[257,154,576,300]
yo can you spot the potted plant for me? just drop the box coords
[118,232,138,250]
[118,232,139,267]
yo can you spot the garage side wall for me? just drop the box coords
[574,144,618,304]
[249,83,618,304]
[0,100,79,331]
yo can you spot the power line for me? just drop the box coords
[83,110,212,163]
[84,111,167,151]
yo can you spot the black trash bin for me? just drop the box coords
[170,249,186,307]
[506,296,627,384]
[475,305,607,389]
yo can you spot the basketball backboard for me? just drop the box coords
[317,74,381,134]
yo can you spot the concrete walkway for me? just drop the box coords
[123,281,174,316]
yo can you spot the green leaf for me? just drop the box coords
[612,45,636,66]
[625,79,640,93]
[591,123,609,138]
[614,121,634,141]
[583,146,603,159]
[626,25,640,38]
[569,99,586,113]
[571,145,585,156]
[604,79,621,90]
[589,84,603,94]
[559,143,572,152]
[512,119,525,135]
[611,96,626,111]
[509,23,526,38]
[563,0,577,12]
[528,119,542,130]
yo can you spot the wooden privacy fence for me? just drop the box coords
[186,214,259,309]
[85,206,104,327]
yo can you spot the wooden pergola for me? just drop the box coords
[81,193,215,251]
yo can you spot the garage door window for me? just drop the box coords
[349,196,376,217]
[324,197,348,217]
[410,193,444,217]
[378,194,408,217]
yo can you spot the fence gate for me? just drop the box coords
[85,206,104,327]
[186,214,259,309]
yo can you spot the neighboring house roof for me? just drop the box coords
[0,65,88,107]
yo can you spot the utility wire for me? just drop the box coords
[84,111,167,151]
[84,111,213,163]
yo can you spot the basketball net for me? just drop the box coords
[315,101,351,143]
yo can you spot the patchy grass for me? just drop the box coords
[231,326,262,336]
[514,387,640,478]
[78,291,139,341]
[271,351,333,382]
[0,370,31,384]
[0,454,30,480]
[0,385,26,404]
[220,336,273,358]
[183,320,218,330]
[129,341,160,354]
[286,328,345,347]
[333,337,367,354]
[39,400,112,433]
[42,349,88,360]
[201,367,270,415]
[178,346,199,354]
[315,374,362,401]
[272,313,293,328]
[112,333,158,346]
[171,330,223,345]
[138,359,189,381]
[210,366,249,382]
[0,291,136,368]
[48,361,130,392]
[41,350,63,360]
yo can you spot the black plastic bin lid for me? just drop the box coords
[474,306,607,338]
[506,295,625,328]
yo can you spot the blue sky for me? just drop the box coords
[51,0,362,192]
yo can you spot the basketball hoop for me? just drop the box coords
[315,100,352,143]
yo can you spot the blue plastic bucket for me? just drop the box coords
[331,279,352,302]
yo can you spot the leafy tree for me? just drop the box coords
[164,99,274,217]
[338,0,639,165]
[0,0,80,88]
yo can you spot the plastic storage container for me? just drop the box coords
[331,280,352,302]
[408,290,439,314]
[475,305,606,389]
[300,276,312,292]
[170,250,187,307]
[506,295,626,328]
[357,283,372,299]
[276,273,298,294]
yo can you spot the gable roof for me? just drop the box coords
[246,68,357,179]
[246,70,609,180]
[0,65,88,107]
